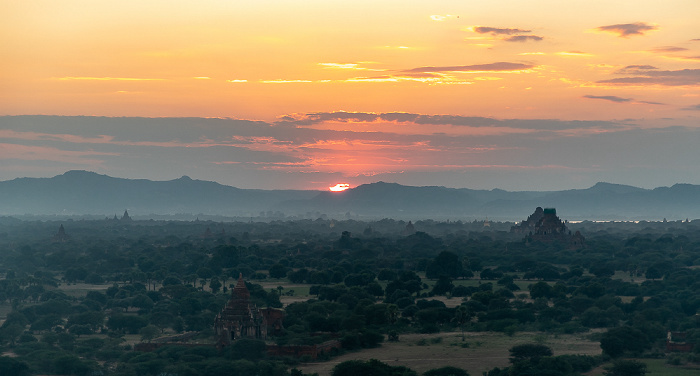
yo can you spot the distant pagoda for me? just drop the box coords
[512,207,584,247]
[53,224,70,242]
[121,210,132,221]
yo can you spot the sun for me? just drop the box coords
[329,183,351,192]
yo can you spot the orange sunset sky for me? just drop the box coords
[2,1,700,191]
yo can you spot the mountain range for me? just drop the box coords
[1,171,699,221]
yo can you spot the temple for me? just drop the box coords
[512,207,584,247]
[214,274,284,347]
[53,224,70,242]
[121,210,132,221]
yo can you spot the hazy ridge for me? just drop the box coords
[1,171,699,221]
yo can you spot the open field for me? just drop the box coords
[296,330,603,376]
[643,359,700,376]
[56,282,111,298]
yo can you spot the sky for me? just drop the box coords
[1,1,700,191]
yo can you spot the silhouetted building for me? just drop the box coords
[203,227,213,238]
[513,207,584,247]
[511,207,545,234]
[53,224,70,242]
[403,221,416,235]
[121,210,132,221]
[214,274,284,347]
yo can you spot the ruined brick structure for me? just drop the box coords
[214,274,284,347]
[666,331,694,352]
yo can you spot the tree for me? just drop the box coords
[139,325,160,342]
[424,366,469,376]
[509,344,553,363]
[0,356,30,376]
[528,281,554,299]
[269,263,289,279]
[600,326,650,358]
[209,277,222,294]
[431,275,454,296]
[426,251,463,279]
[332,359,417,376]
[453,305,472,341]
[604,359,648,376]
[0,324,24,347]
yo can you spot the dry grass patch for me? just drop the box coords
[296,331,602,376]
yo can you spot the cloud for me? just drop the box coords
[583,95,632,103]
[473,26,531,35]
[404,62,535,73]
[595,22,657,37]
[469,26,543,43]
[53,77,165,81]
[9,115,695,191]
[318,63,384,71]
[274,111,622,131]
[430,15,458,21]
[504,35,543,42]
[0,143,117,165]
[556,51,593,57]
[619,65,658,72]
[682,104,700,111]
[260,79,314,84]
[583,95,665,105]
[598,68,700,86]
[649,46,689,53]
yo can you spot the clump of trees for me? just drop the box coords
[1,217,700,375]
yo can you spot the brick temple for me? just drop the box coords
[214,274,284,347]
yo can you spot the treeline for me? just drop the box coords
[0,217,699,375]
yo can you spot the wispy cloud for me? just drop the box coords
[556,51,593,57]
[473,26,531,35]
[595,22,658,37]
[470,26,543,43]
[430,15,458,22]
[583,95,631,103]
[404,62,535,73]
[619,65,658,73]
[53,77,165,81]
[682,104,700,111]
[318,62,384,71]
[275,111,622,131]
[505,35,543,42]
[0,143,117,165]
[260,79,315,84]
[583,95,665,105]
[649,46,689,53]
[598,68,700,86]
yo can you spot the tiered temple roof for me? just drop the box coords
[512,207,585,247]
[214,274,284,347]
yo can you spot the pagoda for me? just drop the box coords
[214,274,284,346]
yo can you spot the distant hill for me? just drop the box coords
[0,171,317,217]
[1,171,699,220]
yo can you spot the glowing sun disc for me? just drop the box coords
[329,183,350,192]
